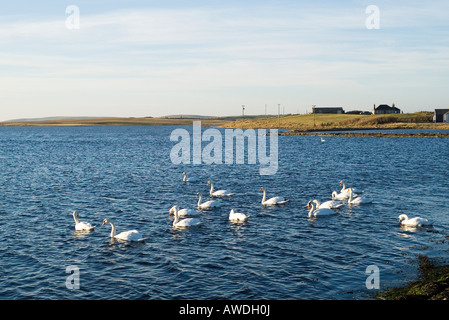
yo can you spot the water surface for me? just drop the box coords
[1,126,448,299]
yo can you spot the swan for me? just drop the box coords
[348,188,372,205]
[207,181,234,197]
[102,218,145,242]
[398,214,433,227]
[340,181,362,194]
[182,172,199,182]
[307,199,343,210]
[259,187,289,206]
[169,205,199,217]
[196,192,221,209]
[321,137,326,143]
[332,191,351,200]
[308,201,336,217]
[229,209,249,223]
[72,211,95,231]
[172,206,202,228]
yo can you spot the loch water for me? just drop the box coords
[1,125,449,300]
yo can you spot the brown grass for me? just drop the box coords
[221,112,449,131]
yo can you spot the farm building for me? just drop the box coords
[433,109,449,122]
[312,107,345,114]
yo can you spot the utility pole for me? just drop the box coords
[278,104,281,128]
[312,105,316,128]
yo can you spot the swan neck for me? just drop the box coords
[261,189,266,203]
[73,212,79,224]
[197,194,202,207]
[308,203,315,217]
[173,207,179,224]
[209,183,214,195]
[109,222,116,237]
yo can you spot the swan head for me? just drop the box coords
[102,218,111,226]
[305,200,312,208]
[259,187,265,192]
[339,181,343,186]
[398,214,409,223]
[206,181,211,186]
[169,206,177,215]
[182,172,186,175]
[196,192,201,198]
[72,210,79,218]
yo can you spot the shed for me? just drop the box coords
[444,111,449,123]
[433,109,449,122]
[312,107,345,114]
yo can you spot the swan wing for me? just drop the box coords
[229,212,249,222]
[174,218,202,228]
[115,230,143,241]
[212,189,234,197]
[178,208,200,217]
[314,208,336,216]
[75,222,95,231]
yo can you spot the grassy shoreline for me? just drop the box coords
[3,113,449,137]
[0,117,230,127]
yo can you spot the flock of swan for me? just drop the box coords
[71,174,433,242]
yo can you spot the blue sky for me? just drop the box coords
[1,0,448,120]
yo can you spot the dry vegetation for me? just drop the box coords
[221,112,449,132]
[0,117,229,127]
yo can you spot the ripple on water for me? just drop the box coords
[1,126,449,299]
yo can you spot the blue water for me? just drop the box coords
[1,125,449,300]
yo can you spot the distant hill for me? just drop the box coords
[2,116,107,123]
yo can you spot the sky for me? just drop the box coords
[0,0,448,121]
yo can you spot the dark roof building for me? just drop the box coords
[312,107,345,114]
[372,104,401,115]
[433,109,449,122]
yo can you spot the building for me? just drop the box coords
[433,109,449,122]
[312,107,345,114]
[444,112,449,123]
[372,104,401,115]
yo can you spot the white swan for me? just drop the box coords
[398,214,433,227]
[308,201,336,217]
[259,187,289,206]
[72,211,95,231]
[340,181,362,194]
[182,172,199,182]
[169,205,199,217]
[196,192,221,209]
[102,218,145,242]
[307,199,343,210]
[348,188,372,205]
[321,137,326,143]
[172,206,202,228]
[207,181,234,197]
[229,209,249,223]
[332,191,351,200]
